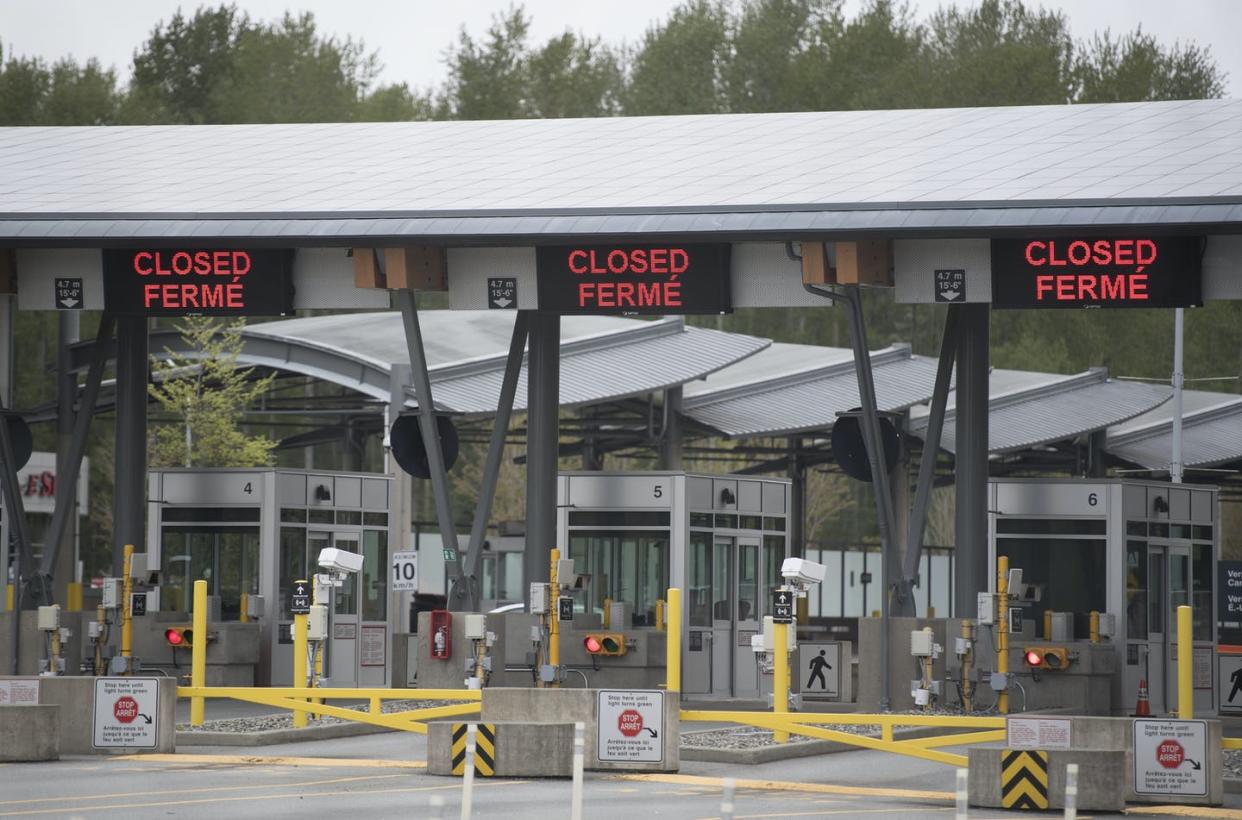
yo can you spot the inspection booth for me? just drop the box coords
[556,471,790,698]
[147,468,395,687]
[989,478,1218,716]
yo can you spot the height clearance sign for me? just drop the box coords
[536,244,732,314]
[102,248,295,316]
[991,236,1202,309]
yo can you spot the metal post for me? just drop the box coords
[112,315,148,577]
[954,303,989,620]
[548,547,561,686]
[0,388,33,672]
[121,544,134,667]
[524,312,559,593]
[191,579,207,726]
[1178,604,1193,718]
[396,290,467,608]
[1172,308,1184,483]
[773,619,790,743]
[571,721,585,820]
[51,311,79,606]
[463,313,529,609]
[955,767,969,818]
[721,777,736,820]
[660,386,683,470]
[1064,762,1078,820]
[899,308,960,615]
[461,722,477,819]
[997,555,1009,715]
[666,587,681,693]
[41,314,114,593]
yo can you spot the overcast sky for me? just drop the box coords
[2,0,1238,96]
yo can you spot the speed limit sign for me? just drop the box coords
[391,551,419,592]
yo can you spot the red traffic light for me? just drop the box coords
[164,627,193,647]
[584,636,603,653]
[1025,650,1042,667]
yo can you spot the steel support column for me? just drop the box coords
[112,315,148,577]
[896,307,959,616]
[463,313,529,611]
[788,438,805,559]
[52,311,80,605]
[396,290,467,609]
[660,386,684,471]
[524,312,559,594]
[953,304,989,618]
[38,314,114,604]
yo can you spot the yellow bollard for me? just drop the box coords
[666,588,681,694]
[239,593,249,624]
[5,584,12,610]
[960,620,974,712]
[1089,611,1100,644]
[655,599,665,631]
[66,582,83,612]
[603,597,612,629]
[549,548,560,687]
[773,619,790,743]
[191,580,208,726]
[1177,605,1193,719]
[369,696,381,715]
[292,612,309,728]
[997,555,1009,715]
[1044,609,1053,641]
[121,544,134,669]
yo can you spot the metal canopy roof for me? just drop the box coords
[157,311,769,417]
[3,99,1241,243]
[1107,390,1242,469]
[908,367,1171,454]
[682,342,938,437]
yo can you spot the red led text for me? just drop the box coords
[133,250,252,282]
[1023,239,1158,273]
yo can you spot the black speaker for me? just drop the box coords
[390,414,459,479]
[831,412,899,482]
[0,413,32,472]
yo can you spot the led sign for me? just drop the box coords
[991,236,1202,309]
[102,248,294,316]
[536,244,731,314]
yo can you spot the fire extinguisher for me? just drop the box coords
[430,609,451,660]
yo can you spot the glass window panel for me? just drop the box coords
[763,517,786,532]
[159,529,190,612]
[1149,552,1164,635]
[637,535,667,626]
[1193,543,1212,641]
[280,508,308,523]
[823,550,842,617]
[689,513,713,528]
[337,510,362,526]
[763,535,784,608]
[362,530,387,621]
[308,509,333,525]
[333,536,359,616]
[279,528,307,617]
[739,515,762,530]
[1171,524,1192,540]
[931,554,952,618]
[995,537,1107,636]
[1126,520,1147,537]
[844,551,865,617]
[688,533,711,627]
[712,541,730,622]
[363,512,388,527]
[738,543,758,622]
[715,514,738,529]
[1126,540,1148,636]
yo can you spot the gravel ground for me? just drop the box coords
[1223,749,1242,779]
[680,723,881,749]
[176,699,455,733]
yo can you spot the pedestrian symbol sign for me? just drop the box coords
[93,677,159,748]
[798,642,841,698]
[1218,655,1242,713]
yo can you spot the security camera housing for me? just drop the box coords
[781,557,828,586]
[318,547,364,574]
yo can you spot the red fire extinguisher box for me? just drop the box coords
[430,610,452,660]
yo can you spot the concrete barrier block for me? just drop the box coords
[427,721,574,777]
[969,747,1126,811]
[0,705,60,761]
[37,676,176,754]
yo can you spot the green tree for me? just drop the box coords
[0,42,120,125]
[1074,28,1224,102]
[148,317,277,468]
[625,0,731,115]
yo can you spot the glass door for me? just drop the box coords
[327,531,361,687]
[1147,545,1167,712]
[711,539,732,696]
[1165,545,1190,713]
[733,537,761,698]
[684,533,713,694]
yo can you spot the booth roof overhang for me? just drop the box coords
[1,98,1241,244]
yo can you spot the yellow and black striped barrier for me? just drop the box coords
[452,722,496,776]
[1001,749,1049,810]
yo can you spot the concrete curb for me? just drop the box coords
[177,721,393,747]
[680,724,978,765]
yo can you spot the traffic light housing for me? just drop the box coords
[583,633,626,656]
[164,626,194,648]
[1023,646,1070,670]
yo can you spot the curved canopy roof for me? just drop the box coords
[1108,389,1242,470]
[153,311,769,417]
[3,99,1240,243]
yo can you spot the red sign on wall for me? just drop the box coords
[536,244,731,314]
[990,236,1202,309]
[102,248,294,316]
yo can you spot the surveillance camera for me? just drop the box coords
[781,557,827,586]
[318,548,364,574]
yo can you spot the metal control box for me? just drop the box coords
[37,605,60,631]
[306,605,328,641]
[463,613,486,640]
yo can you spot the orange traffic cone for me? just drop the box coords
[1134,679,1152,717]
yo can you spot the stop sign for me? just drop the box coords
[618,709,643,738]
[1157,739,1184,769]
[114,695,139,724]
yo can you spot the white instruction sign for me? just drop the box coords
[798,643,841,698]
[1007,717,1071,750]
[1133,719,1207,797]
[597,689,664,763]
[391,551,418,592]
[0,678,40,705]
[93,677,159,749]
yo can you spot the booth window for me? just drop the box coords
[712,540,730,621]
[764,535,785,605]
[738,542,758,621]
[996,531,1106,637]
[567,530,669,626]
[160,526,259,619]
[279,527,307,614]
[688,532,711,627]
[363,529,388,621]
[1193,542,1213,641]
[1126,540,1148,636]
